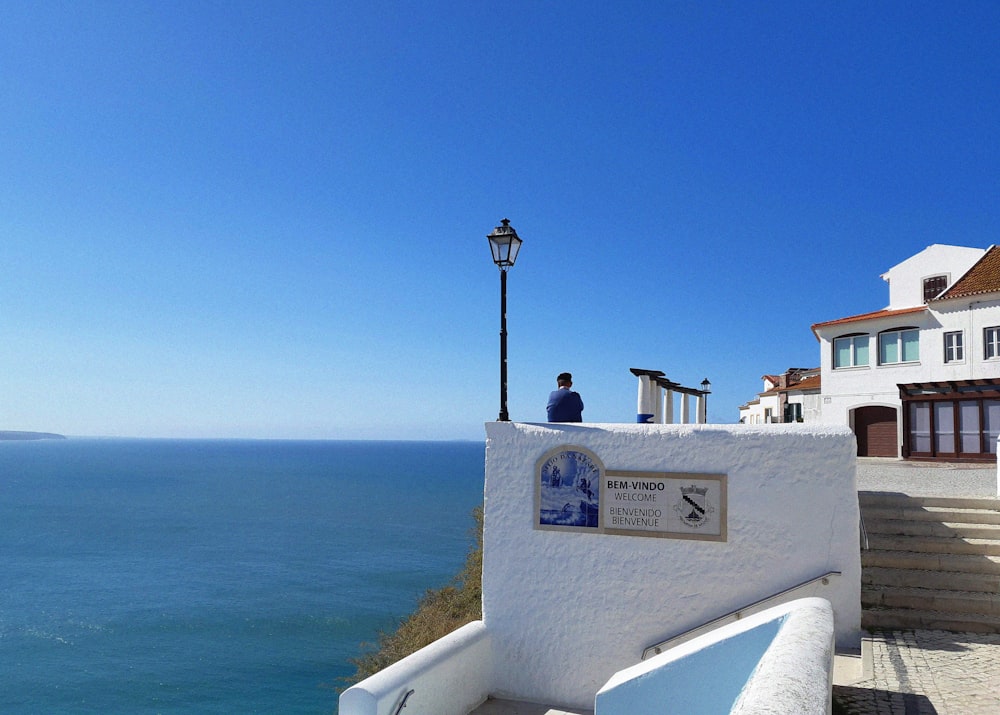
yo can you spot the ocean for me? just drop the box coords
[0,438,486,714]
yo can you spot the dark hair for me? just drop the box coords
[557,372,573,385]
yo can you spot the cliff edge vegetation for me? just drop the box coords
[345,505,483,686]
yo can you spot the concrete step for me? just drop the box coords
[866,533,1000,556]
[860,491,1000,634]
[864,519,1000,539]
[859,493,1000,511]
[861,607,1000,633]
[862,504,1000,525]
[862,549,1000,575]
[863,565,1000,593]
[862,585,1000,616]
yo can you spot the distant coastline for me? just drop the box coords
[0,431,67,441]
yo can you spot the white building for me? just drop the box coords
[738,368,821,424]
[811,244,1000,460]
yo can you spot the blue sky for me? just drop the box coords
[2,1,998,439]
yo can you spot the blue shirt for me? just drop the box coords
[547,388,584,422]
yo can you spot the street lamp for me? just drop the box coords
[487,218,523,421]
[700,378,712,423]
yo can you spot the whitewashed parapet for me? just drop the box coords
[338,620,493,715]
[343,422,859,714]
[595,597,835,715]
[729,598,835,715]
[484,421,859,710]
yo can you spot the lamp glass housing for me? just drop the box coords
[487,219,522,269]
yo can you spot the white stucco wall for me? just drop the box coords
[800,393,823,423]
[882,244,984,309]
[927,298,1000,380]
[483,421,860,711]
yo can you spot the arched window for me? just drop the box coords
[879,327,919,365]
[833,333,869,369]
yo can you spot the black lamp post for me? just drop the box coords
[487,218,523,421]
[700,378,712,422]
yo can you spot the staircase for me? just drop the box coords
[860,492,1000,632]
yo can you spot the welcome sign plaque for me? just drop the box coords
[534,445,727,542]
[603,470,727,540]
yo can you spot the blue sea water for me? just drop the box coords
[0,439,485,714]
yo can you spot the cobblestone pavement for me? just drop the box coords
[856,457,996,497]
[834,629,1000,715]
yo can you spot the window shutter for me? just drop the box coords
[923,275,947,302]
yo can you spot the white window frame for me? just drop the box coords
[833,334,870,369]
[986,326,1000,360]
[944,331,964,363]
[879,328,920,366]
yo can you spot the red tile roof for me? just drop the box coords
[778,374,822,392]
[935,245,1000,300]
[811,305,928,336]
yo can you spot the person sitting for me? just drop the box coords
[546,372,584,422]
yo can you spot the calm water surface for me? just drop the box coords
[0,439,485,714]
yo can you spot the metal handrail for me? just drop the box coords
[393,689,414,715]
[641,571,841,660]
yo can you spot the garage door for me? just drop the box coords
[854,406,898,457]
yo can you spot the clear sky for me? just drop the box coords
[2,2,999,440]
